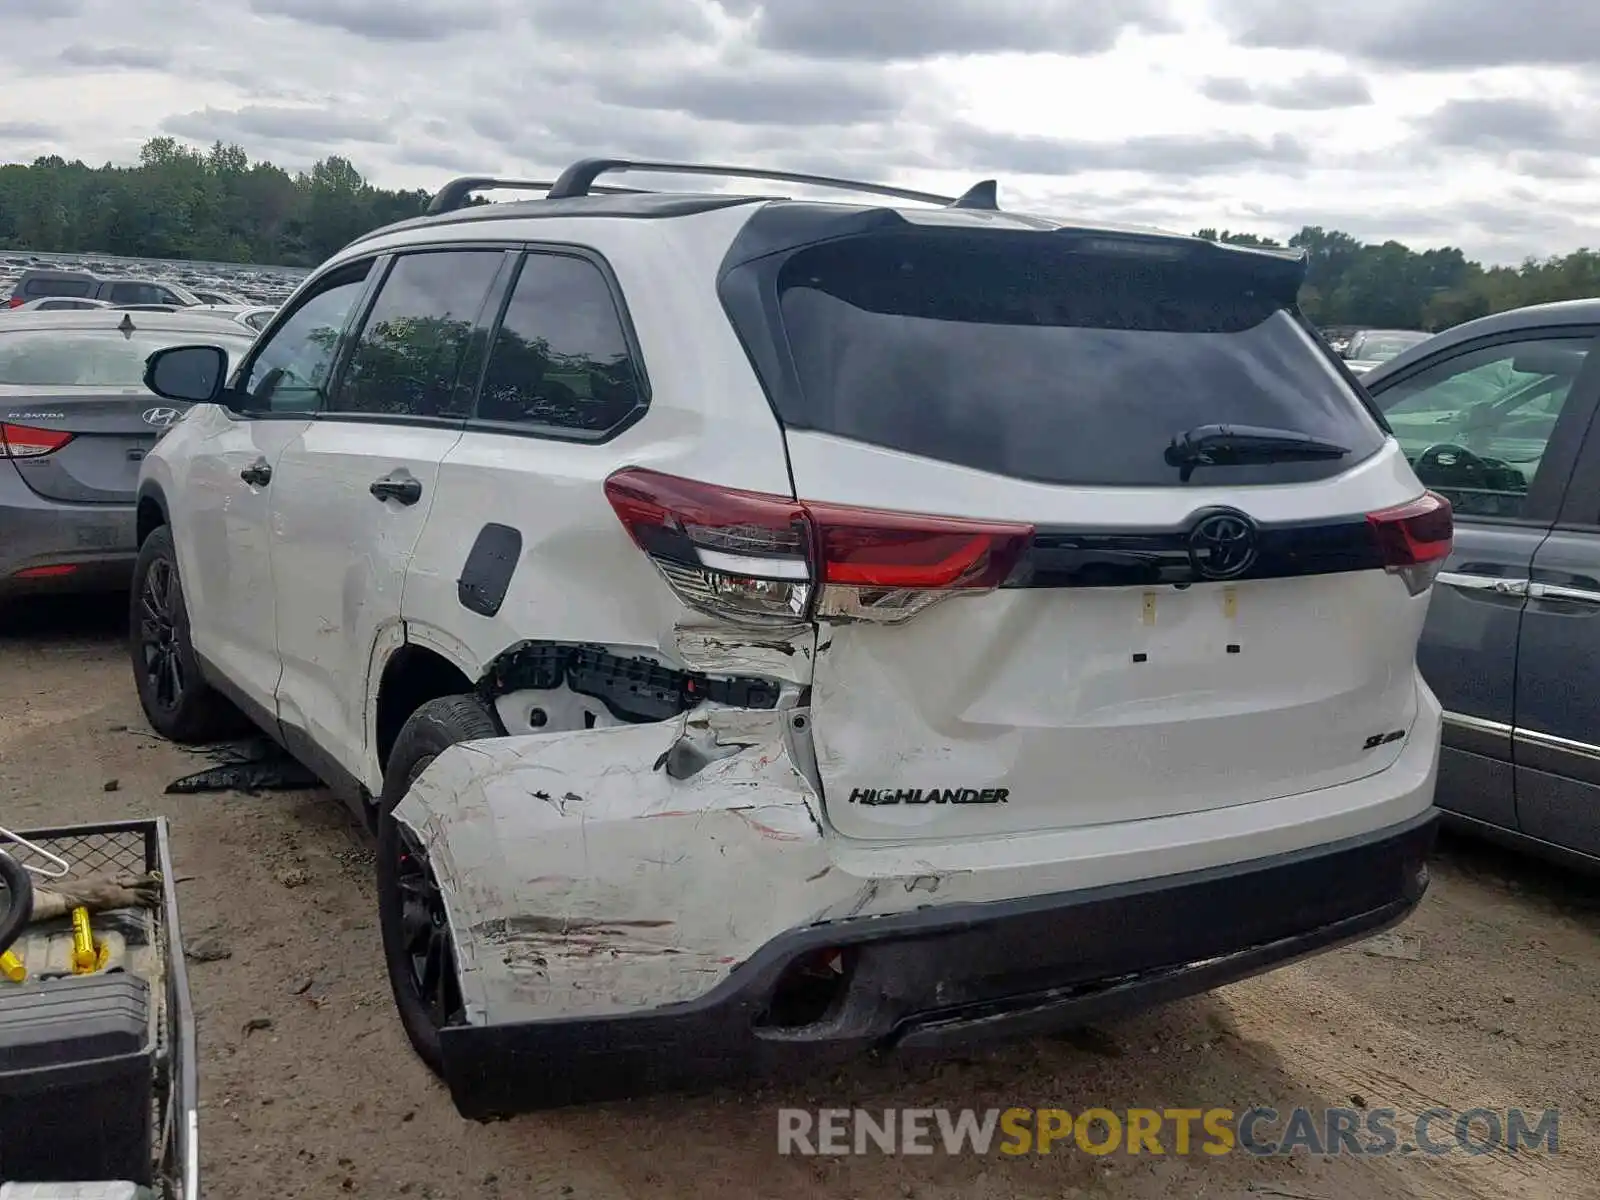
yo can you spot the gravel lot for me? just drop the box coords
[3,596,1598,1200]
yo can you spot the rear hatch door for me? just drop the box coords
[722,217,1445,842]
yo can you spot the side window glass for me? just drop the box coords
[238,262,372,414]
[475,252,644,434]
[108,283,147,305]
[325,250,501,420]
[1374,337,1591,519]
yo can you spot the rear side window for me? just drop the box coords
[327,249,502,420]
[24,276,93,299]
[760,232,1387,487]
[473,252,645,436]
[106,282,165,305]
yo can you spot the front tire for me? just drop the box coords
[128,526,244,743]
[376,695,501,1075]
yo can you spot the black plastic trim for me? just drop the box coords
[438,809,1439,1117]
[133,479,169,541]
[195,651,369,826]
[1005,510,1390,589]
[457,523,522,617]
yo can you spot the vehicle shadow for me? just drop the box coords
[0,591,128,646]
[1433,825,1600,921]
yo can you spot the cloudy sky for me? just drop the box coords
[2,0,1598,264]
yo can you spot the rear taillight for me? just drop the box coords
[4,297,24,309]
[0,422,73,458]
[604,468,1034,626]
[1368,491,1453,595]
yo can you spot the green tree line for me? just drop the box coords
[0,138,436,267]
[2,139,1596,330]
[1196,228,1600,331]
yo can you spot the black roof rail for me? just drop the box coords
[425,176,653,215]
[545,157,975,207]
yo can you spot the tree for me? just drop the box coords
[0,138,1596,333]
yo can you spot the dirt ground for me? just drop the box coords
[3,596,1598,1200]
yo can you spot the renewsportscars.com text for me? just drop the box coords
[777,1107,1560,1157]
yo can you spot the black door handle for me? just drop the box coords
[370,474,423,506]
[240,460,271,486]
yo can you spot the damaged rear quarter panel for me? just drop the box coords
[394,707,842,1022]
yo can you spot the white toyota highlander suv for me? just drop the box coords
[130,159,1450,1119]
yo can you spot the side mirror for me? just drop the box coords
[145,344,229,403]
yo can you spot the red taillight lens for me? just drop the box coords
[0,422,73,458]
[1368,491,1453,595]
[5,297,24,309]
[603,468,1034,626]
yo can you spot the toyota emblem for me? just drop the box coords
[142,406,181,427]
[1187,510,1259,581]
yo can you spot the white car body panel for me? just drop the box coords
[158,405,311,714]
[271,422,467,784]
[138,188,1447,1079]
[395,678,1439,1022]
[784,434,1429,840]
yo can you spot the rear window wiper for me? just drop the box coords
[1164,424,1350,482]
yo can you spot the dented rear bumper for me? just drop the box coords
[406,711,1436,1116]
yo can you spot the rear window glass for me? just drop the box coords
[24,276,94,298]
[0,329,253,387]
[767,232,1387,487]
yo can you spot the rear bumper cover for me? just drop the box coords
[439,808,1438,1118]
[0,464,134,592]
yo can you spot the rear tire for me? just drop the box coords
[377,695,501,1075]
[128,526,245,743]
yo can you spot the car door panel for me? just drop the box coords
[268,247,510,791]
[1369,328,1600,834]
[176,262,379,715]
[270,422,467,785]
[167,405,309,718]
[1515,374,1600,855]
[1426,526,1541,830]
[1515,528,1600,856]
[1509,337,1600,855]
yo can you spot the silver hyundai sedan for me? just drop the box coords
[0,310,257,598]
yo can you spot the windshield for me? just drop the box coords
[766,231,1386,487]
[0,328,253,387]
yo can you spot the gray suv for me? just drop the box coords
[6,269,201,310]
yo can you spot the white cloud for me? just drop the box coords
[0,0,1595,264]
